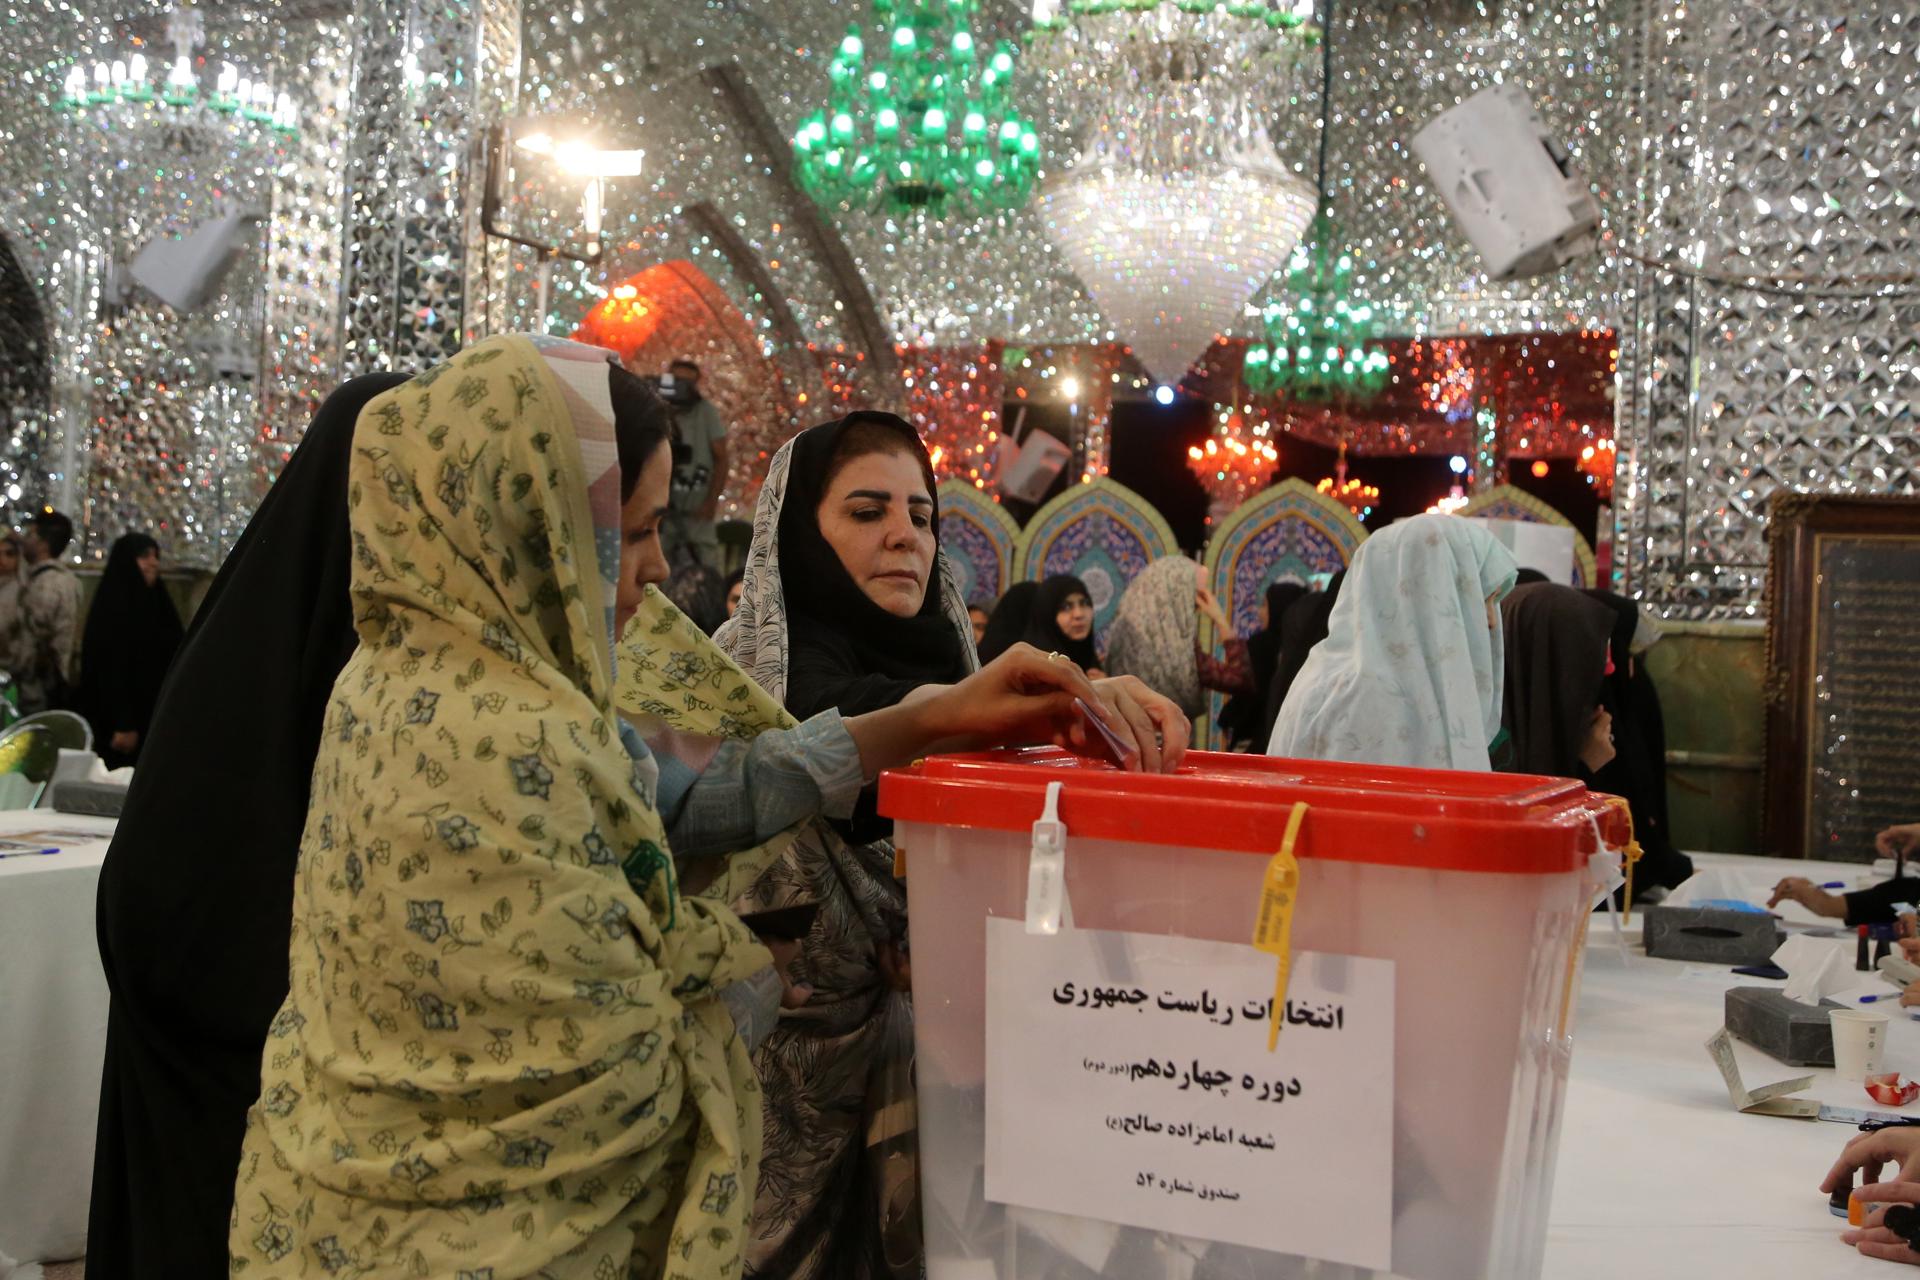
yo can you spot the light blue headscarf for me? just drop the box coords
[1268,513,1519,771]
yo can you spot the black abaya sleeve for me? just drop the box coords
[87,372,410,1280]
[1845,878,1920,926]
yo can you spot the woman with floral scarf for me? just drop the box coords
[227,338,1147,1278]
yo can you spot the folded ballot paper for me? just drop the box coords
[1706,1028,1907,1125]
[1707,1027,1819,1118]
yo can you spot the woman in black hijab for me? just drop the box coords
[717,413,1187,1280]
[1219,580,1307,750]
[1497,581,1620,778]
[1021,573,1102,672]
[976,580,1037,664]
[87,372,409,1280]
[1585,589,1693,897]
[78,532,184,768]
[777,414,972,726]
[1265,569,1345,733]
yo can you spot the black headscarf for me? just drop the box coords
[1513,567,1551,586]
[977,580,1038,665]
[1498,582,1618,777]
[78,532,184,768]
[1022,574,1101,669]
[88,372,409,1280]
[1219,581,1307,748]
[1266,570,1345,734]
[778,412,970,721]
[1584,589,1693,896]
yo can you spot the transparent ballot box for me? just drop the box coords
[880,748,1625,1280]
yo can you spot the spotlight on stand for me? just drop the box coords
[483,117,646,325]
[1449,454,1469,475]
[1153,384,1176,406]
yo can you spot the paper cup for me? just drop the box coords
[1831,1009,1890,1081]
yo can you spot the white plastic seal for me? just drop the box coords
[1586,812,1628,962]
[1025,781,1068,935]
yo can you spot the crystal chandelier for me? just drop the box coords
[1030,0,1319,385]
[1315,441,1379,520]
[792,0,1042,220]
[56,5,298,144]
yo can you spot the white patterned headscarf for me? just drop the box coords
[715,432,978,701]
[1268,513,1519,771]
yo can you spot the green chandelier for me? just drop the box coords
[1242,211,1389,402]
[792,0,1042,220]
[1241,0,1385,404]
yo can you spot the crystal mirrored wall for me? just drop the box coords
[0,0,1913,605]
[1616,3,1920,619]
[0,0,352,564]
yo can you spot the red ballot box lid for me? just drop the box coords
[879,748,1625,874]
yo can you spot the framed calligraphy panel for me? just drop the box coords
[1764,493,1920,860]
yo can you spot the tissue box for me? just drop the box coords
[1643,905,1781,966]
[50,780,127,818]
[1726,986,1839,1067]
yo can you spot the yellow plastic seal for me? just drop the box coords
[1253,801,1309,1052]
[1602,794,1643,923]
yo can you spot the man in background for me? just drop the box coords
[658,357,729,574]
[18,507,80,712]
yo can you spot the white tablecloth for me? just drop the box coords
[0,813,116,1267]
[1546,852,1902,1278]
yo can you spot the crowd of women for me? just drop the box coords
[80,334,1687,1279]
[967,513,1692,895]
[0,518,185,766]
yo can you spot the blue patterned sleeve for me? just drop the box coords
[654,710,866,862]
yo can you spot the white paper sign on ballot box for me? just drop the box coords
[984,919,1396,1272]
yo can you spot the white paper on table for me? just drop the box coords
[983,919,1395,1272]
[1774,934,1854,1005]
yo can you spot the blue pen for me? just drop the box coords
[1821,881,1849,890]
[0,847,60,860]
[1863,994,1889,1003]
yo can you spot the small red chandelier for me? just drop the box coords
[1578,437,1616,501]
[1316,440,1379,520]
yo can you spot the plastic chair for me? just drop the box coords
[11,710,93,754]
[0,723,60,810]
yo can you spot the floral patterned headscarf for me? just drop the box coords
[230,334,773,1279]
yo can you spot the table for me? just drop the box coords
[1546,852,1904,1278]
[0,813,116,1268]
